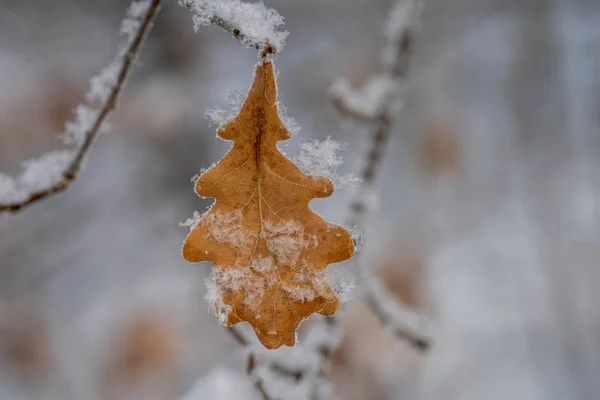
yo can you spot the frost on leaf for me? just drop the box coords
[182,62,354,349]
[294,136,360,190]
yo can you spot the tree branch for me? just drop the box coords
[298,3,431,395]
[0,0,162,214]
[179,0,286,57]
[336,0,431,349]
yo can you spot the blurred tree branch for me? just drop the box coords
[0,0,162,214]
[332,0,432,350]
[304,2,433,394]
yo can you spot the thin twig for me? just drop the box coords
[226,325,302,400]
[302,4,431,394]
[339,0,431,349]
[364,292,430,351]
[179,0,279,57]
[330,96,380,122]
[0,0,162,214]
[223,326,271,400]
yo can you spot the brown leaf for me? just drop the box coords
[418,119,462,178]
[182,61,354,349]
[378,245,424,310]
[0,306,51,382]
[113,315,178,378]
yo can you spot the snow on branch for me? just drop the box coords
[329,0,421,123]
[365,279,432,351]
[344,0,431,348]
[0,0,163,214]
[289,3,431,395]
[222,322,343,400]
[179,0,288,55]
[303,0,431,386]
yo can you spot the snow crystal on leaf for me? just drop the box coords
[277,101,301,137]
[294,136,360,191]
[180,203,214,230]
[206,261,277,314]
[250,255,276,274]
[262,220,318,267]
[295,137,345,176]
[205,89,248,128]
[180,210,203,229]
[203,210,257,254]
[283,285,317,302]
[328,272,356,303]
[347,226,364,253]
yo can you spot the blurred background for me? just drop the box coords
[1,0,600,399]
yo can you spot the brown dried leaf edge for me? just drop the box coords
[183,61,354,349]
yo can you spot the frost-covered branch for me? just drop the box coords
[220,326,272,400]
[179,0,288,55]
[293,3,432,395]
[322,0,431,369]
[0,0,162,214]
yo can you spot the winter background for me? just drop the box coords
[0,0,599,399]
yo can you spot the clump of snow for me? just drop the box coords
[287,265,330,303]
[262,220,318,267]
[120,0,151,36]
[180,203,214,229]
[294,136,360,191]
[205,261,276,315]
[248,317,340,400]
[283,285,318,302]
[368,277,434,350]
[64,105,102,145]
[205,89,248,128]
[0,150,75,204]
[179,210,203,229]
[384,0,413,41]
[250,255,276,276]
[183,368,255,400]
[203,210,256,254]
[330,75,397,120]
[383,0,423,68]
[328,272,356,303]
[348,226,365,253]
[277,101,301,137]
[87,63,120,106]
[181,0,288,52]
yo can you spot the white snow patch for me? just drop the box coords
[294,136,360,191]
[181,0,288,51]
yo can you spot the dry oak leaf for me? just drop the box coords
[182,61,354,349]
